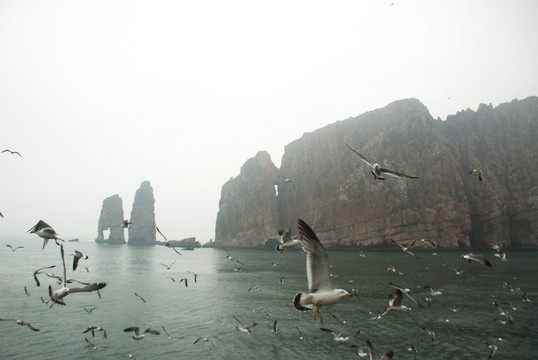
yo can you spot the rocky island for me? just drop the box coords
[95,194,126,244]
[215,97,538,250]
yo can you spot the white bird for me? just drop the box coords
[278,175,296,189]
[155,226,182,255]
[462,253,492,267]
[161,326,184,340]
[232,316,257,334]
[389,282,424,308]
[381,289,411,316]
[33,265,56,287]
[491,244,507,262]
[27,220,65,249]
[159,261,176,270]
[6,244,24,252]
[346,144,417,180]
[469,169,483,181]
[0,318,39,331]
[83,326,107,338]
[320,327,360,343]
[46,245,107,307]
[410,238,437,249]
[293,219,352,324]
[390,239,415,257]
[124,326,160,340]
[71,250,88,271]
[275,228,301,253]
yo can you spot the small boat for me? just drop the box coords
[68,238,80,242]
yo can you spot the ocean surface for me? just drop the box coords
[0,236,537,359]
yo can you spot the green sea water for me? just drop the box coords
[0,237,536,359]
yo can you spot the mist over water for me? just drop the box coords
[1,237,536,359]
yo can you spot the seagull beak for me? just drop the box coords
[346,293,353,297]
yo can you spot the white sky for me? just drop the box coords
[1,0,537,243]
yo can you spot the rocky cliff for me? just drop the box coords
[128,180,156,245]
[215,97,538,250]
[95,194,126,244]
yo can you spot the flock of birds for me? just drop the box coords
[0,145,531,358]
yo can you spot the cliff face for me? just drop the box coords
[95,194,125,244]
[215,97,538,249]
[128,180,156,245]
[215,151,279,246]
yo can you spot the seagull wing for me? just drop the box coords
[366,339,380,360]
[70,282,107,293]
[345,144,374,168]
[380,167,418,179]
[144,328,160,335]
[390,289,403,307]
[28,220,52,233]
[21,321,40,331]
[390,239,406,251]
[380,352,394,360]
[278,228,291,244]
[60,245,67,287]
[297,219,333,292]
[155,226,168,242]
[124,326,140,335]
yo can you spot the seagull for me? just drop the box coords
[410,238,437,249]
[271,320,278,334]
[159,261,176,270]
[27,220,64,249]
[83,326,107,338]
[122,220,133,228]
[2,149,22,157]
[346,144,417,180]
[162,326,184,340]
[275,228,301,253]
[0,318,39,331]
[179,278,189,287]
[295,326,304,341]
[486,343,498,358]
[71,250,88,271]
[193,336,216,349]
[522,292,532,303]
[232,316,257,334]
[223,247,245,265]
[155,226,182,255]
[0,211,3,217]
[46,245,107,307]
[320,328,360,343]
[408,344,418,359]
[24,286,30,296]
[293,219,352,324]
[453,268,465,276]
[84,307,96,314]
[389,282,424,308]
[390,239,415,257]
[124,326,160,340]
[6,244,24,252]
[381,289,411,316]
[462,253,492,267]
[134,293,146,302]
[278,175,296,189]
[424,285,443,297]
[491,244,507,262]
[366,339,394,360]
[84,337,101,350]
[469,169,483,181]
[423,327,436,341]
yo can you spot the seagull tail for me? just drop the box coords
[275,245,284,253]
[293,293,311,311]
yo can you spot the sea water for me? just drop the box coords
[0,237,537,359]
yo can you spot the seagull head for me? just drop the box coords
[335,289,353,298]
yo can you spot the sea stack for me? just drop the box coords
[95,194,126,244]
[128,180,156,245]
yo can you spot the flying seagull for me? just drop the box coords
[346,144,417,180]
[24,286,30,296]
[366,339,394,360]
[389,282,424,308]
[6,244,24,252]
[122,220,133,228]
[33,265,56,287]
[469,169,483,181]
[381,289,411,316]
[232,316,257,334]
[159,261,176,270]
[491,244,507,262]
[320,327,360,343]
[71,250,88,271]
[390,239,415,257]
[27,220,64,249]
[0,318,39,331]
[222,247,245,265]
[410,238,437,249]
[46,245,107,307]
[83,326,107,338]
[462,253,492,267]
[84,307,96,314]
[134,293,147,302]
[2,149,22,157]
[293,219,352,324]
[155,226,182,255]
[275,228,301,253]
[188,271,198,283]
[162,326,184,340]
[278,175,296,189]
[124,326,160,340]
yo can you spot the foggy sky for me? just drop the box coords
[1,0,537,243]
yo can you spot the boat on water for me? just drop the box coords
[68,238,80,242]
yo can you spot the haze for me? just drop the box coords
[1,0,537,243]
